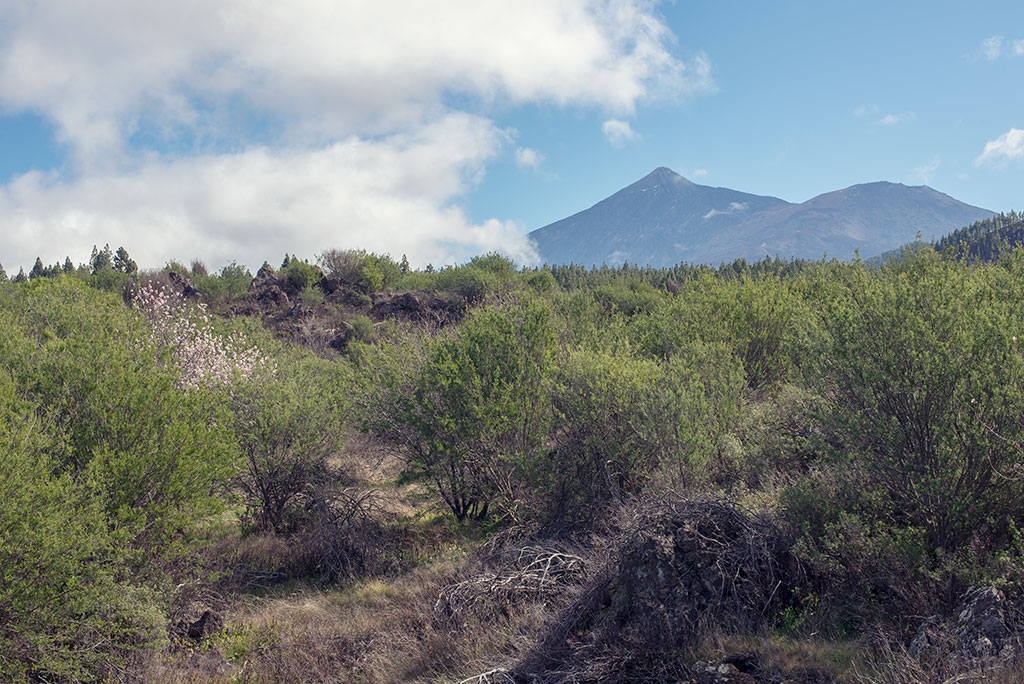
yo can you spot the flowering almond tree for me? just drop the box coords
[132,281,274,389]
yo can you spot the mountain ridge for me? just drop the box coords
[527,168,994,267]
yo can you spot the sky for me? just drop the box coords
[0,0,1022,273]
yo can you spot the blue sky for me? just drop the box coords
[0,0,1021,272]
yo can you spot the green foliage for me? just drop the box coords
[593,279,663,316]
[805,250,1024,552]
[189,261,253,299]
[365,297,555,520]
[114,246,138,274]
[283,258,323,291]
[232,353,349,533]
[0,278,238,550]
[0,310,167,681]
[348,313,378,344]
[433,264,496,303]
[317,248,402,291]
[525,269,557,293]
[781,249,1024,619]
[90,243,114,273]
[539,348,722,522]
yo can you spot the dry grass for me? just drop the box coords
[852,629,1024,684]
[688,630,869,683]
[132,550,559,684]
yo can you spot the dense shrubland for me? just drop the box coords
[3,242,1024,682]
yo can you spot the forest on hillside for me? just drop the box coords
[4,223,1024,683]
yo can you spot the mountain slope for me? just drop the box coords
[527,168,994,266]
[527,167,792,267]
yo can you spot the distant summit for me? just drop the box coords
[527,168,994,266]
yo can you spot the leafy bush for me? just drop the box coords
[0,299,170,681]
[231,355,349,533]
[317,248,401,291]
[1,278,241,549]
[364,297,555,520]
[784,249,1024,617]
[433,265,495,303]
[283,258,323,290]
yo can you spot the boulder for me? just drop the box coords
[248,270,289,308]
[955,586,1015,660]
[610,498,800,651]
[371,290,466,327]
[167,270,199,299]
[171,608,223,644]
[908,585,1020,668]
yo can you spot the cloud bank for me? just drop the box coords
[0,0,713,269]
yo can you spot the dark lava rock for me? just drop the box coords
[371,290,466,327]
[248,269,289,308]
[167,270,199,299]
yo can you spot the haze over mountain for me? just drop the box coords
[527,167,995,267]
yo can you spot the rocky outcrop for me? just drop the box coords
[909,585,1021,665]
[248,269,290,308]
[167,270,199,299]
[371,290,466,327]
[170,608,223,644]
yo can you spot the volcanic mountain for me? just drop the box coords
[526,167,994,266]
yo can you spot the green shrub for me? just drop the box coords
[433,266,495,303]
[231,354,349,533]
[283,258,323,290]
[364,297,555,520]
[525,269,557,293]
[0,358,164,682]
[0,278,239,550]
[317,248,401,291]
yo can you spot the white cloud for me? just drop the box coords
[602,119,638,147]
[692,168,708,177]
[976,128,1024,166]
[852,104,879,117]
[977,35,1024,60]
[909,155,941,184]
[703,201,748,220]
[878,112,916,126]
[981,35,1005,60]
[0,0,713,268]
[514,147,545,172]
[0,114,539,270]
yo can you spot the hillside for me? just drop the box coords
[528,167,994,266]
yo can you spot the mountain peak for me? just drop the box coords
[639,166,693,186]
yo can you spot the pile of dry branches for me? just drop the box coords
[435,546,586,626]
[510,497,802,684]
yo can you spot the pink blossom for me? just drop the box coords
[132,282,275,389]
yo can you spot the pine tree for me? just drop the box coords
[113,247,137,274]
[90,244,113,274]
[29,258,45,280]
